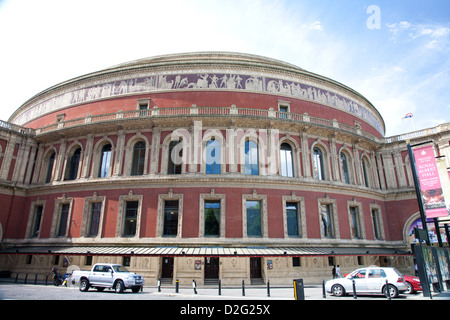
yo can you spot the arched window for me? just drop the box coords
[280,143,294,177]
[340,152,350,184]
[45,152,55,183]
[98,144,112,178]
[362,158,370,187]
[313,147,325,180]
[206,139,221,174]
[66,147,81,181]
[168,140,182,175]
[131,141,146,176]
[245,140,259,175]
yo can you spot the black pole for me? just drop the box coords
[192,279,197,294]
[352,279,357,299]
[445,224,450,247]
[242,279,245,296]
[385,279,391,300]
[267,279,270,297]
[407,141,430,245]
[322,279,326,298]
[434,218,443,247]
[218,278,221,296]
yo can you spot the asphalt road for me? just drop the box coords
[1,282,448,319]
[0,281,445,300]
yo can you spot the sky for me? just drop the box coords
[0,0,449,137]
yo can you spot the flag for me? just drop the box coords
[403,112,413,119]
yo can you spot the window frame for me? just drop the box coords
[115,192,143,238]
[80,193,106,238]
[199,191,226,238]
[242,191,267,238]
[157,191,183,237]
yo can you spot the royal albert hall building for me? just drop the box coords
[0,52,449,285]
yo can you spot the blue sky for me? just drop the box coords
[0,0,449,136]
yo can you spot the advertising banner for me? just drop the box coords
[413,145,448,218]
[436,157,450,219]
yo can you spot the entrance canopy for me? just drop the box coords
[0,246,411,257]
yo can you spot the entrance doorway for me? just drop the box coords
[161,257,174,279]
[204,257,219,279]
[250,257,262,279]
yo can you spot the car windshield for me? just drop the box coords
[112,266,130,272]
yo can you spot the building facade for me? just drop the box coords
[0,52,449,285]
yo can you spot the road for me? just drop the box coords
[1,282,448,319]
[0,281,446,300]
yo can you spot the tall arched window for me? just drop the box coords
[280,143,294,177]
[206,139,221,174]
[245,140,259,175]
[98,144,112,178]
[168,140,182,175]
[45,152,55,183]
[340,152,350,184]
[313,147,325,180]
[362,158,370,187]
[131,141,146,176]
[66,147,81,181]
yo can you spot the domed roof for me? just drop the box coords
[109,51,307,73]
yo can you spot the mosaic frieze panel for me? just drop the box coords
[14,72,384,135]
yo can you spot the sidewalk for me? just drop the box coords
[144,283,450,300]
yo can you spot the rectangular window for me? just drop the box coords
[88,202,102,237]
[57,204,70,237]
[204,200,220,237]
[292,257,301,267]
[372,209,382,240]
[286,202,300,237]
[123,201,138,236]
[31,205,43,238]
[320,203,333,238]
[350,207,361,239]
[246,200,262,237]
[163,200,179,236]
[85,256,93,266]
[123,256,131,267]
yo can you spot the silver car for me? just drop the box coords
[325,267,408,298]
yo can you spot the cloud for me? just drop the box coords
[387,21,450,50]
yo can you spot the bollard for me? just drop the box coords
[385,279,391,300]
[242,279,245,296]
[322,279,326,298]
[192,279,197,294]
[267,279,270,297]
[34,274,38,285]
[24,273,28,284]
[218,278,221,296]
[45,274,48,286]
[352,279,357,299]
[293,279,305,300]
[15,273,19,283]
[158,277,161,292]
[175,279,179,293]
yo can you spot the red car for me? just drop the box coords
[404,275,422,294]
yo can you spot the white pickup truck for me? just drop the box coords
[71,263,144,293]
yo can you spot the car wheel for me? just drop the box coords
[79,279,90,292]
[114,280,125,293]
[331,284,345,297]
[405,282,415,294]
[385,284,398,298]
